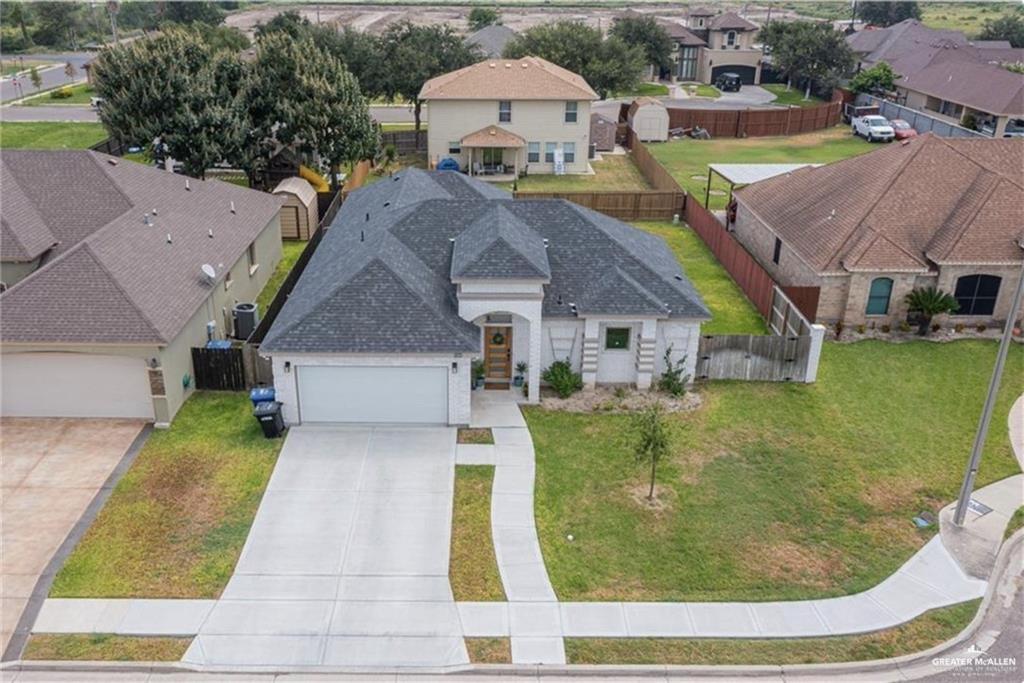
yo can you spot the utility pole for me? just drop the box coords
[953,253,1024,526]
[107,1,120,43]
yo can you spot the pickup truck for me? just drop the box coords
[852,115,895,142]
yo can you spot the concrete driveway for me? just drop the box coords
[185,425,466,668]
[0,418,145,656]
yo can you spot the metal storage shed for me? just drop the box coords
[627,97,670,143]
[272,177,318,240]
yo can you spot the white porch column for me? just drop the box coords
[636,319,658,391]
[581,317,600,389]
[528,312,542,404]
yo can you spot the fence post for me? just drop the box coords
[804,324,826,383]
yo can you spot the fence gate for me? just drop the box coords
[191,347,247,391]
[696,334,813,382]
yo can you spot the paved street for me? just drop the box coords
[1,104,98,122]
[0,53,92,103]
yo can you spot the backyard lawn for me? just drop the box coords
[256,240,307,313]
[633,221,764,335]
[527,340,1023,602]
[0,121,107,149]
[510,154,651,192]
[23,83,96,106]
[50,393,283,598]
[648,126,873,209]
[763,84,824,108]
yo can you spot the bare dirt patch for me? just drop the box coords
[628,482,676,514]
[541,386,702,414]
[457,428,494,445]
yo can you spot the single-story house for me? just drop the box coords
[628,97,670,142]
[730,134,1024,327]
[272,176,318,240]
[464,24,518,59]
[0,150,283,425]
[260,168,709,426]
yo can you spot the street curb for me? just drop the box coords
[3,529,1020,679]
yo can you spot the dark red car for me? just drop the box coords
[890,119,918,140]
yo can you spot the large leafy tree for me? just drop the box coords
[504,20,645,99]
[248,33,377,189]
[377,21,479,132]
[31,2,81,48]
[857,2,921,27]
[161,1,224,27]
[849,61,898,94]
[610,14,673,75]
[980,14,1024,49]
[468,7,501,32]
[762,20,854,99]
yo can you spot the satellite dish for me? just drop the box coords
[201,264,216,282]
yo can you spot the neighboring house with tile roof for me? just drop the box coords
[261,168,709,426]
[847,19,1024,137]
[419,56,598,176]
[650,8,763,84]
[464,24,517,58]
[0,150,284,425]
[729,134,1024,327]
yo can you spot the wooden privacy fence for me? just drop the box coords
[380,129,427,154]
[696,333,816,382]
[512,190,684,221]
[627,129,685,191]
[665,100,842,138]
[191,347,246,391]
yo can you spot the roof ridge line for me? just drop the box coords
[925,169,1004,261]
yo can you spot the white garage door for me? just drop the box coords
[1,353,154,419]
[297,366,448,424]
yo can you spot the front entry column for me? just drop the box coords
[636,319,658,391]
[528,313,542,404]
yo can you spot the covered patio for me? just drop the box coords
[462,125,524,182]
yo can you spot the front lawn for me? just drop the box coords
[0,121,107,149]
[50,393,283,598]
[762,84,824,108]
[567,599,979,664]
[23,83,96,106]
[633,222,764,335]
[528,340,1023,602]
[648,126,873,209]
[614,82,670,98]
[256,240,307,314]
[511,154,651,193]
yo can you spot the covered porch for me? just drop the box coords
[462,125,525,182]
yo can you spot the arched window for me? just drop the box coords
[954,275,1001,316]
[866,277,893,315]
[726,31,737,47]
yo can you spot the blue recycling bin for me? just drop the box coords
[249,387,276,407]
[206,339,232,350]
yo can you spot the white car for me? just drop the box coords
[852,115,895,142]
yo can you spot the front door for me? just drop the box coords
[484,326,512,385]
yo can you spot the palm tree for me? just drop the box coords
[904,287,959,335]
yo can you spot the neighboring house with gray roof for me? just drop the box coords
[464,24,517,58]
[261,168,708,426]
[0,150,283,425]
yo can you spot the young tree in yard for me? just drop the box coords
[610,15,674,76]
[468,7,501,31]
[857,2,921,27]
[28,66,42,92]
[632,403,672,501]
[762,21,853,99]
[905,287,959,336]
[64,61,76,82]
[504,21,645,98]
[849,62,898,94]
[377,21,479,132]
[980,14,1024,49]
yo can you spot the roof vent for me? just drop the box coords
[229,201,236,214]
[829,209,837,219]
[107,158,118,166]
[151,208,158,216]
[383,201,391,207]
[521,62,528,68]
[674,274,684,281]
[166,233,172,244]
[143,213,152,226]
[365,212,370,221]
[185,179,191,191]
[201,264,216,283]
[208,228,214,238]
[505,62,511,68]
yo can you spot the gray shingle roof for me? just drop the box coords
[261,169,709,355]
[0,150,283,344]
[464,24,518,58]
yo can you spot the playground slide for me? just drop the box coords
[299,164,330,193]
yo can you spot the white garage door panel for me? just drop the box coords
[298,366,448,424]
[1,353,154,419]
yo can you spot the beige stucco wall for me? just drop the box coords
[699,47,763,84]
[426,99,592,174]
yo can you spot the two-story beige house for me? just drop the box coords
[655,8,763,84]
[419,56,599,177]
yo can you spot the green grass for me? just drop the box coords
[567,600,979,664]
[649,126,873,210]
[379,122,424,132]
[680,83,720,99]
[50,393,283,598]
[633,221,764,335]
[778,1,1020,35]
[527,341,1023,602]
[1005,506,1024,541]
[450,466,506,601]
[0,121,107,149]
[24,634,191,662]
[256,240,306,313]
[23,83,95,106]
[0,58,50,77]
[466,638,512,663]
[615,82,670,98]
[510,154,651,192]
[763,84,824,108]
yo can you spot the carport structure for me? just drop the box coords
[704,163,822,208]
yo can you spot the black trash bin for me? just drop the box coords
[253,401,285,438]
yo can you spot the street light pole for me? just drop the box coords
[953,253,1024,526]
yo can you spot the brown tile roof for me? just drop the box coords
[658,20,707,46]
[1,151,283,345]
[708,11,758,32]
[734,134,1024,274]
[687,6,716,17]
[461,125,526,148]
[899,58,1024,116]
[418,56,598,101]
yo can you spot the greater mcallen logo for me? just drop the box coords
[932,642,1017,671]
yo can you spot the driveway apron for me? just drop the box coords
[184,425,468,668]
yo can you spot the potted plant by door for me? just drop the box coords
[472,359,486,389]
[513,361,528,387]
